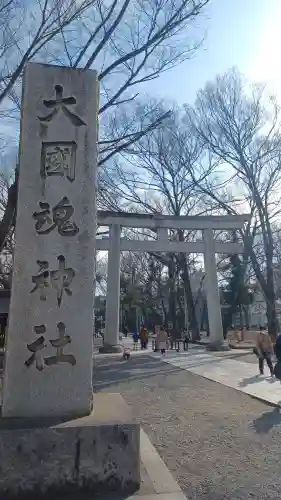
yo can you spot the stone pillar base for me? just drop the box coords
[0,393,140,498]
[99,343,123,353]
[206,340,230,352]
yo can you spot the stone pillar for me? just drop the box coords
[183,253,189,338]
[2,63,99,418]
[100,224,122,353]
[203,228,225,349]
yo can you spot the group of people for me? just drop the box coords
[132,325,169,354]
[255,326,281,378]
[131,325,281,370]
[132,326,149,350]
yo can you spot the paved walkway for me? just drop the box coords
[150,346,281,407]
[94,351,281,500]
[126,429,186,500]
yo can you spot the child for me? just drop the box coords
[122,346,131,360]
[132,332,139,351]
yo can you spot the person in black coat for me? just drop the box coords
[272,333,281,379]
[275,334,281,361]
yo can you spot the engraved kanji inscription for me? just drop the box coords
[30,261,49,301]
[50,255,75,307]
[45,322,76,366]
[33,197,79,236]
[41,142,76,181]
[30,256,75,307]
[38,84,86,127]
[24,323,76,370]
[24,325,47,371]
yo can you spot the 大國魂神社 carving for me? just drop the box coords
[30,255,75,307]
[38,84,86,127]
[41,142,76,182]
[25,325,47,371]
[33,196,79,236]
[50,255,75,307]
[45,322,76,366]
[30,261,49,301]
[25,322,76,371]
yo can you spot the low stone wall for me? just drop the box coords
[0,393,140,499]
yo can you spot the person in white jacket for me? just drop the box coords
[156,326,168,355]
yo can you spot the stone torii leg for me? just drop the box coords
[203,228,226,350]
[100,224,122,353]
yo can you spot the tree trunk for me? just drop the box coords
[201,299,208,331]
[266,257,278,336]
[0,171,18,254]
[267,301,278,337]
[239,305,244,341]
[243,305,250,329]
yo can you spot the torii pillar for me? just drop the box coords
[203,228,227,350]
[99,224,122,353]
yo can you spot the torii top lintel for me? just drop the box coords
[97,211,251,230]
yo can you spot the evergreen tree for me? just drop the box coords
[222,255,253,338]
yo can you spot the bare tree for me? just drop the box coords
[0,0,210,273]
[0,0,96,105]
[187,68,281,335]
[101,107,213,339]
[0,0,98,255]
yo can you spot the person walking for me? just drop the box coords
[132,332,139,351]
[139,326,148,350]
[255,326,274,376]
[156,326,168,355]
[183,330,190,351]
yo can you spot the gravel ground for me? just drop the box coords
[94,354,281,500]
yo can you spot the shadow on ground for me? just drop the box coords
[253,406,281,434]
[93,350,257,392]
[239,374,278,388]
[93,354,183,392]
[239,374,264,387]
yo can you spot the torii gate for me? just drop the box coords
[96,211,250,351]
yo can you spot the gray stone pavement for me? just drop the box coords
[93,353,281,500]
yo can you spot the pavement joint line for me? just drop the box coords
[181,369,281,409]
[247,393,281,409]
[139,428,187,499]
[149,351,281,410]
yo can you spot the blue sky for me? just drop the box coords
[2,0,281,171]
[145,0,281,104]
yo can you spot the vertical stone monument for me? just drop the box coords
[2,63,98,418]
[0,63,140,498]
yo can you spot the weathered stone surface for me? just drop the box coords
[2,63,99,418]
[0,393,140,499]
